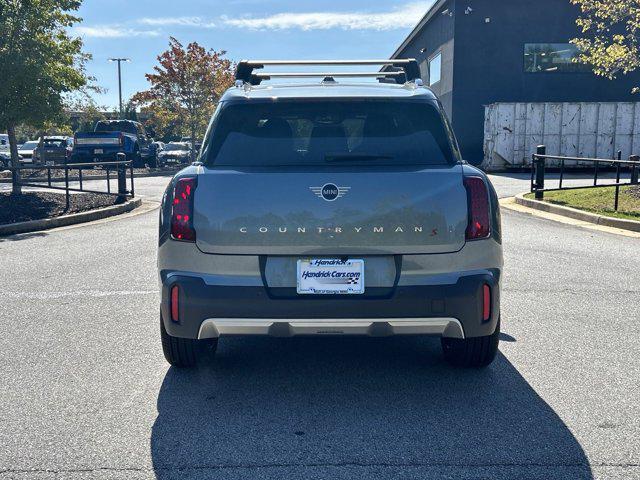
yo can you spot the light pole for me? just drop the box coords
[108,58,130,118]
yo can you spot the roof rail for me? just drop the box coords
[235,59,421,85]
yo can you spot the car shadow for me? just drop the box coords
[0,231,48,242]
[499,332,517,342]
[150,336,592,479]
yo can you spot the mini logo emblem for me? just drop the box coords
[310,183,350,202]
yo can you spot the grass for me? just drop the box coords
[525,185,640,222]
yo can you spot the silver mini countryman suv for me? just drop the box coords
[158,60,503,368]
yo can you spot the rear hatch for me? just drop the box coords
[193,98,468,255]
[194,166,466,255]
[39,140,68,163]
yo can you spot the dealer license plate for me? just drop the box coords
[297,259,365,295]
[94,148,103,154]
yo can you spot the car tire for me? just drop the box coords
[441,317,500,368]
[160,316,218,368]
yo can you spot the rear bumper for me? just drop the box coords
[70,154,118,165]
[35,155,68,165]
[198,317,465,338]
[70,151,124,163]
[158,156,189,163]
[160,271,500,340]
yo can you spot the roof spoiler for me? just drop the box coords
[235,59,421,85]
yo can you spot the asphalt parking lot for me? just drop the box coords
[0,174,638,479]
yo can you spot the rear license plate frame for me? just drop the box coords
[297,258,365,295]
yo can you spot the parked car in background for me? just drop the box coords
[0,134,9,153]
[0,153,10,169]
[33,136,74,165]
[18,140,40,163]
[157,142,191,166]
[72,120,152,168]
[0,134,10,169]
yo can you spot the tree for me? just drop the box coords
[123,99,139,122]
[64,92,108,133]
[14,121,73,143]
[132,37,235,160]
[571,0,640,89]
[0,0,91,193]
[140,103,183,142]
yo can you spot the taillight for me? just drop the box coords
[170,285,180,322]
[463,176,490,240]
[482,284,491,321]
[171,177,197,241]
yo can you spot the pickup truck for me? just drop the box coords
[71,120,153,167]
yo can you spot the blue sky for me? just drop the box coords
[74,0,434,109]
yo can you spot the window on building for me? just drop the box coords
[524,43,591,73]
[429,52,442,86]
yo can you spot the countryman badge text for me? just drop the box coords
[238,226,438,235]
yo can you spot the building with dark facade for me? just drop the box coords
[389,0,640,165]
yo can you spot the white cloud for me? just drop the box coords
[74,2,432,39]
[222,2,431,31]
[74,26,161,38]
[138,16,216,28]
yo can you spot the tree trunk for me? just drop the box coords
[190,122,196,162]
[7,124,21,195]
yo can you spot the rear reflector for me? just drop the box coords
[171,177,197,242]
[464,176,490,240]
[482,284,491,321]
[170,285,179,322]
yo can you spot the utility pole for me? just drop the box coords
[108,58,130,118]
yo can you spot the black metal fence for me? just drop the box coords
[8,153,134,210]
[531,145,640,210]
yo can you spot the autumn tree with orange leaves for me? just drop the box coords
[132,37,234,159]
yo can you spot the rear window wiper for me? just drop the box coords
[324,154,394,162]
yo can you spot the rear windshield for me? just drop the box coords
[203,100,456,167]
[165,143,189,151]
[95,121,137,134]
[42,139,66,148]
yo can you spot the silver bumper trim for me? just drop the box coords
[197,317,465,339]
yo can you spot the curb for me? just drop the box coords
[0,170,176,184]
[514,193,640,233]
[0,197,142,236]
